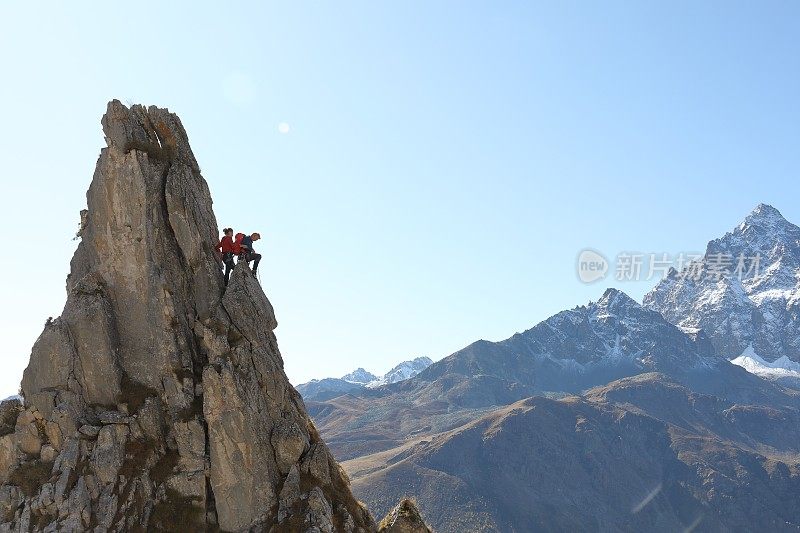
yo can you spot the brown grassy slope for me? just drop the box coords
[344,374,800,533]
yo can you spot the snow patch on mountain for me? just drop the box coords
[731,345,800,379]
[750,287,800,307]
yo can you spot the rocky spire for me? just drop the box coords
[0,101,381,531]
[376,500,431,533]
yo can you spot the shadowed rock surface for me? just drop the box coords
[0,101,385,532]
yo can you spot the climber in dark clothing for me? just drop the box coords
[239,232,262,276]
[215,228,236,285]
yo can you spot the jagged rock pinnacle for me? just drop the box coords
[376,499,431,533]
[0,101,379,532]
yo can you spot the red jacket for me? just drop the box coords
[216,235,235,254]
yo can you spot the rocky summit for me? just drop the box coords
[0,101,419,532]
[645,204,800,367]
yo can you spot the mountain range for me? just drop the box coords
[307,204,800,532]
[297,357,433,401]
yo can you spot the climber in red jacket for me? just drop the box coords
[215,228,236,285]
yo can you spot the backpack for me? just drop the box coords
[233,233,245,255]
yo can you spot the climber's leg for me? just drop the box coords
[250,253,262,276]
[223,252,235,285]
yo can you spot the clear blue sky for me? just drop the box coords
[1,2,799,398]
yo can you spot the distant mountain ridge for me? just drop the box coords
[415,288,723,395]
[366,356,433,388]
[297,357,433,401]
[310,280,794,460]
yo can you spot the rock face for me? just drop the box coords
[645,204,800,369]
[0,101,378,532]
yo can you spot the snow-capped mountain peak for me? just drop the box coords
[297,357,434,400]
[707,204,800,267]
[742,203,793,231]
[515,287,715,374]
[366,356,434,388]
[341,368,378,384]
[594,288,640,316]
[646,204,800,366]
